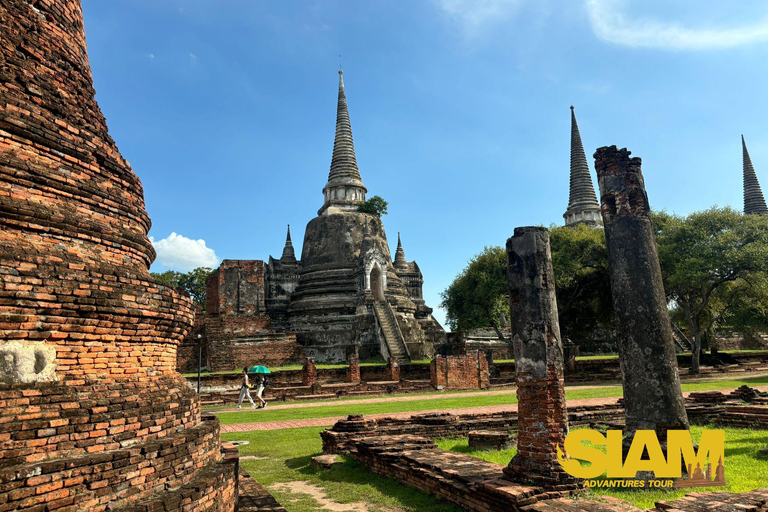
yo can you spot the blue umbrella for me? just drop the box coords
[248,365,271,374]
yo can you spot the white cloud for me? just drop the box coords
[433,0,526,33]
[586,0,768,50]
[150,233,220,272]
[189,53,198,65]
[147,53,155,60]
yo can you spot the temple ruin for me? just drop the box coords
[563,106,602,228]
[594,146,689,438]
[0,1,237,510]
[203,71,444,367]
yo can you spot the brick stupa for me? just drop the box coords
[0,1,237,510]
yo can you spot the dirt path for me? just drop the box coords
[219,385,768,433]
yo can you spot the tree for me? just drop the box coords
[150,267,214,311]
[358,195,388,216]
[655,208,768,373]
[440,229,613,344]
[549,224,613,344]
[440,246,509,339]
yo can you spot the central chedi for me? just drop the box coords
[204,71,444,366]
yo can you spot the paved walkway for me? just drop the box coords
[212,371,768,416]
[219,385,768,433]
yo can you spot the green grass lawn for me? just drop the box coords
[223,427,461,512]
[437,426,768,509]
[214,375,768,425]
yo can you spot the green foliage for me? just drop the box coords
[358,195,389,216]
[549,224,613,344]
[439,246,509,337]
[655,207,768,371]
[440,228,613,344]
[150,266,214,310]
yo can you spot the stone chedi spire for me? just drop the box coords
[564,106,602,227]
[320,69,367,215]
[742,135,768,215]
[394,232,408,269]
[281,224,298,263]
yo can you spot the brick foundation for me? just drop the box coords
[430,351,490,390]
[0,1,238,510]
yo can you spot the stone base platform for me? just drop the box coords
[348,435,768,512]
[349,435,580,512]
[468,430,514,451]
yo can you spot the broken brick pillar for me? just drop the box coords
[503,227,574,486]
[477,351,491,389]
[594,146,689,439]
[385,357,401,381]
[430,356,447,390]
[346,354,361,383]
[302,357,318,386]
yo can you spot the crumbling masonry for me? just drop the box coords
[594,146,689,438]
[504,227,575,486]
[0,1,237,510]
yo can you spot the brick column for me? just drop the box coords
[385,357,400,381]
[594,146,688,439]
[346,355,361,383]
[503,227,574,486]
[430,356,447,390]
[477,351,490,389]
[302,357,317,387]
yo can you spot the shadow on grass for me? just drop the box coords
[304,455,463,512]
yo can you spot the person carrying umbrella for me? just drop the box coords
[237,367,257,409]
[249,365,271,409]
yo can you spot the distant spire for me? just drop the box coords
[563,106,602,227]
[394,232,407,269]
[742,135,768,215]
[319,70,368,214]
[280,224,297,263]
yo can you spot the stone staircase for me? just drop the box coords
[373,300,410,362]
[671,322,693,352]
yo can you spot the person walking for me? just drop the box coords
[237,367,256,409]
[254,374,268,409]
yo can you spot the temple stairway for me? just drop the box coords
[373,301,410,362]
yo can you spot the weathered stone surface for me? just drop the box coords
[594,146,689,438]
[504,227,573,486]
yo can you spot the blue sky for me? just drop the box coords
[81,0,768,326]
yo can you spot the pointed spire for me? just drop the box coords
[320,70,368,215]
[563,106,602,227]
[742,135,768,215]
[394,232,408,269]
[280,224,297,263]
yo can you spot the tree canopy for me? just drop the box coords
[439,246,509,339]
[151,266,214,311]
[655,207,768,372]
[549,224,613,343]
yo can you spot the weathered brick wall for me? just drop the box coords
[430,351,490,390]
[0,1,237,510]
[204,260,306,371]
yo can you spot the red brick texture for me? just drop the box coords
[204,261,304,371]
[0,1,237,510]
[430,351,490,390]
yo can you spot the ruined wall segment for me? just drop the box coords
[594,145,689,438]
[0,1,236,510]
[504,227,574,487]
